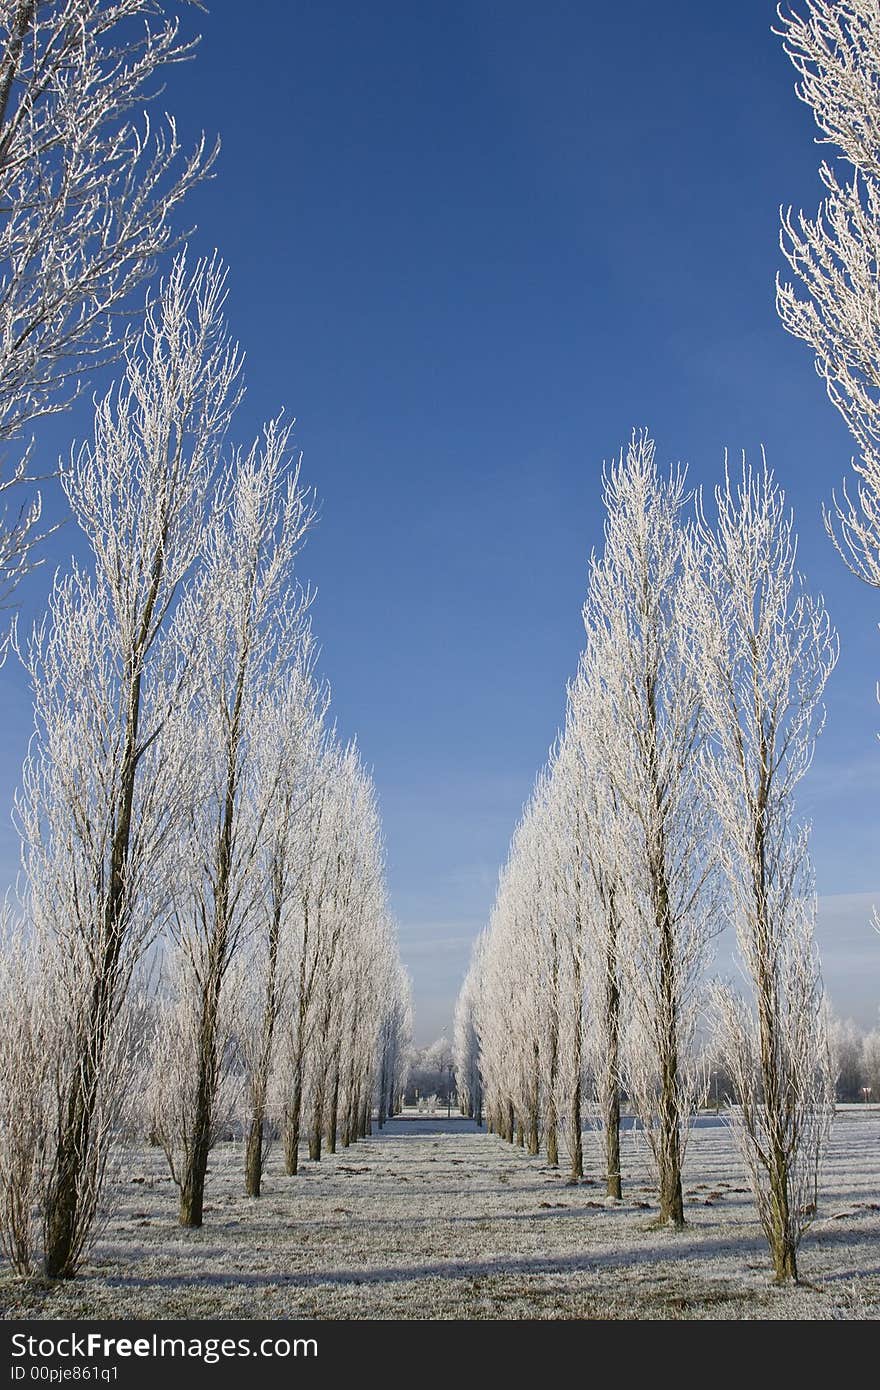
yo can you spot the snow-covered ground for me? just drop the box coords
[3,1106,879,1320]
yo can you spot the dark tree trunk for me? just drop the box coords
[244,888,284,1198]
[527,1042,540,1155]
[43,1025,100,1279]
[657,887,684,1228]
[44,652,148,1274]
[546,920,560,1166]
[605,1089,622,1201]
[245,1115,264,1199]
[603,922,622,1200]
[284,1070,303,1175]
[570,1075,584,1183]
[308,1083,324,1162]
[0,2,37,143]
[326,1055,340,1154]
[179,964,223,1229]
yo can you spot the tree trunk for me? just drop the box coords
[43,1026,99,1278]
[646,684,685,1228]
[326,1056,340,1154]
[527,1042,540,1154]
[756,865,798,1283]
[178,967,222,1229]
[569,946,584,1181]
[603,933,622,1199]
[44,654,148,1273]
[769,1156,797,1283]
[605,1088,622,1200]
[377,1056,388,1128]
[245,890,283,1198]
[309,1082,324,1162]
[546,920,560,1166]
[564,839,590,1185]
[283,1070,303,1175]
[244,1114,264,1199]
[0,3,37,142]
[569,1075,583,1182]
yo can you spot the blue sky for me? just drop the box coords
[1,0,879,1041]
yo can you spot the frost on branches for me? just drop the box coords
[0,254,411,1276]
[456,431,836,1282]
[0,0,214,611]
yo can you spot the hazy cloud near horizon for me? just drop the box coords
[816,892,880,1029]
[403,891,880,1048]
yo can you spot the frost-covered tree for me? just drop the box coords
[0,906,52,1273]
[863,1024,880,1096]
[460,431,716,1214]
[777,0,880,587]
[7,256,238,1278]
[828,1014,867,1099]
[145,945,243,1189]
[335,904,404,1148]
[278,731,345,1175]
[584,430,715,1227]
[777,0,880,940]
[453,946,484,1124]
[268,731,407,1169]
[305,744,382,1161]
[238,658,327,1196]
[690,456,837,1283]
[472,776,570,1162]
[0,0,214,607]
[561,672,628,1198]
[168,420,315,1228]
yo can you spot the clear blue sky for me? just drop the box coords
[1,0,878,1042]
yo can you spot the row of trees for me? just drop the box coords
[828,1016,880,1100]
[455,433,837,1284]
[403,1037,456,1109]
[0,2,410,1283]
[0,253,411,1281]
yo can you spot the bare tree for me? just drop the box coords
[0,0,214,602]
[9,256,238,1277]
[689,455,837,1282]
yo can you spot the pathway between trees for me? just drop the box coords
[3,1109,879,1319]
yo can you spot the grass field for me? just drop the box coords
[3,1106,879,1320]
